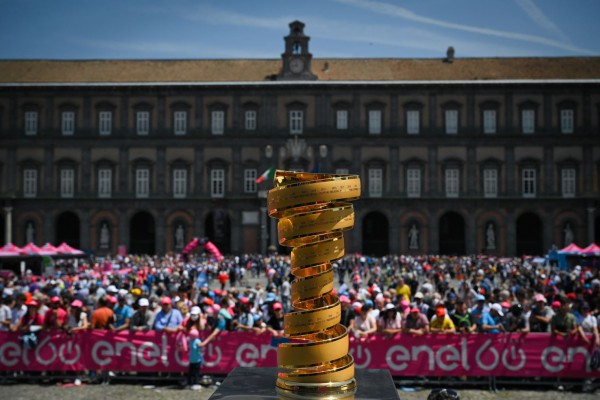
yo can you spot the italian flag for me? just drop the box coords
[256,166,276,183]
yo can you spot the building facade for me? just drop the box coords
[1,21,600,257]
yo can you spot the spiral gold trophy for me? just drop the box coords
[267,170,361,399]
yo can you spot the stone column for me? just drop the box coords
[44,212,54,245]
[260,206,268,255]
[467,146,476,196]
[506,212,516,256]
[80,210,90,250]
[543,212,554,253]
[543,146,554,194]
[119,147,129,194]
[505,146,515,196]
[3,207,12,244]
[81,147,91,194]
[588,208,596,244]
[232,146,242,196]
[157,146,166,196]
[390,146,399,195]
[155,210,166,254]
[466,212,477,254]
[119,209,128,250]
[44,147,54,194]
[194,147,204,195]
[389,211,400,254]
[428,211,439,254]
[428,146,438,195]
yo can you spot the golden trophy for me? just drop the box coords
[267,170,361,399]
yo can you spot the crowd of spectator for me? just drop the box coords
[0,252,599,349]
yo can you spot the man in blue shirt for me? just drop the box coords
[480,303,505,334]
[113,295,133,331]
[153,296,183,333]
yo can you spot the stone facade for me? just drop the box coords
[0,22,599,256]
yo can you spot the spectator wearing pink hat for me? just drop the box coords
[43,296,67,331]
[266,302,285,338]
[529,294,554,333]
[153,296,183,333]
[187,328,207,390]
[66,299,88,332]
[402,307,429,336]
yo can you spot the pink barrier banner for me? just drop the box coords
[1,332,598,377]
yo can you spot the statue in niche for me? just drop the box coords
[26,222,35,243]
[486,223,496,250]
[408,224,419,250]
[100,223,110,249]
[563,223,574,246]
[175,224,185,249]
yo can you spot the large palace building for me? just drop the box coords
[1,21,599,257]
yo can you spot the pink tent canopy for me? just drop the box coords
[38,243,59,256]
[0,243,23,257]
[581,243,600,256]
[55,242,84,255]
[558,243,584,254]
[20,242,43,255]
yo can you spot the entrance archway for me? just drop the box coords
[362,212,389,256]
[439,212,465,255]
[0,215,4,245]
[595,215,600,244]
[130,212,155,254]
[517,212,543,256]
[56,212,80,248]
[205,210,231,254]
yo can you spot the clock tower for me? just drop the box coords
[278,21,318,81]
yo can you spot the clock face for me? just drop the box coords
[289,58,305,74]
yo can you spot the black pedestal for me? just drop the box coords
[209,367,400,400]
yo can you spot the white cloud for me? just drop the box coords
[515,0,570,43]
[332,0,595,55]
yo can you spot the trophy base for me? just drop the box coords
[276,377,357,399]
[209,367,399,400]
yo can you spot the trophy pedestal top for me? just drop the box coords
[209,367,400,400]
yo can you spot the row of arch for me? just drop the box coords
[3,210,599,257]
[362,211,600,256]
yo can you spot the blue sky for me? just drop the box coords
[1,0,598,60]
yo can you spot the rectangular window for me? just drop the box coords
[136,168,150,198]
[61,111,75,136]
[23,169,37,198]
[244,169,257,193]
[561,168,576,198]
[406,110,420,134]
[368,110,381,135]
[336,110,348,130]
[136,111,150,135]
[445,110,458,134]
[98,168,112,198]
[245,110,257,131]
[60,169,74,198]
[368,168,383,197]
[445,168,459,198]
[174,111,187,135]
[211,169,225,198]
[522,168,536,198]
[290,110,303,134]
[173,169,187,198]
[561,109,574,134]
[483,110,497,134]
[99,111,112,136]
[211,111,225,135]
[522,109,535,134]
[25,111,38,135]
[483,169,498,198]
[406,168,421,198]
[335,168,349,175]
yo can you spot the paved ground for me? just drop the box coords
[1,382,598,400]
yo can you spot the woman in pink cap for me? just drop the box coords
[66,299,88,333]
